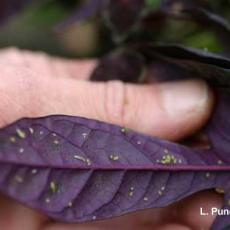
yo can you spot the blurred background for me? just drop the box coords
[0,0,105,58]
[0,0,229,58]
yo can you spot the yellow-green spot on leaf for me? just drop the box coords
[74,155,91,165]
[14,175,23,183]
[50,181,58,193]
[16,128,26,139]
[109,154,120,161]
[205,172,211,178]
[29,127,34,134]
[10,136,16,143]
[31,169,37,174]
[128,187,135,197]
[158,190,162,196]
[157,186,165,196]
[121,127,128,134]
[164,149,169,154]
[129,191,134,197]
[53,139,59,145]
[18,147,24,153]
[68,201,73,207]
[86,158,91,166]
[74,155,86,161]
[158,154,178,165]
[217,160,223,165]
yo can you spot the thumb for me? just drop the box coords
[0,63,213,141]
[69,79,213,141]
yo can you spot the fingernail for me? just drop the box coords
[160,80,210,118]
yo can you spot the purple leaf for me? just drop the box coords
[91,49,145,82]
[91,44,230,90]
[160,0,230,56]
[137,43,230,90]
[161,0,230,33]
[0,90,230,229]
[184,8,230,33]
[161,0,211,10]
[138,44,230,68]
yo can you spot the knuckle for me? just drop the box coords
[103,80,127,125]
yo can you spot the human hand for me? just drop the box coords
[0,48,222,230]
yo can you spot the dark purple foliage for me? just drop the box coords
[89,28,230,230]
[58,0,230,44]
[138,44,230,68]
[160,1,230,58]
[91,49,145,82]
[136,44,230,90]
[161,0,230,33]
[58,0,146,41]
[184,8,230,33]
[91,44,230,90]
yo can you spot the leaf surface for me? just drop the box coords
[0,91,230,229]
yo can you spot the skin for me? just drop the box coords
[0,48,223,230]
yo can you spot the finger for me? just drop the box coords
[43,206,177,230]
[0,194,47,230]
[0,48,97,80]
[153,224,191,230]
[43,225,101,230]
[0,64,213,140]
[50,58,97,80]
[177,190,223,229]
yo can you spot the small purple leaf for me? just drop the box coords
[161,0,230,33]
[138,44,230,68]
[137,43,230,90]
[91,49,145,82]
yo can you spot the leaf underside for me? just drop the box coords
[0,90,229,230]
